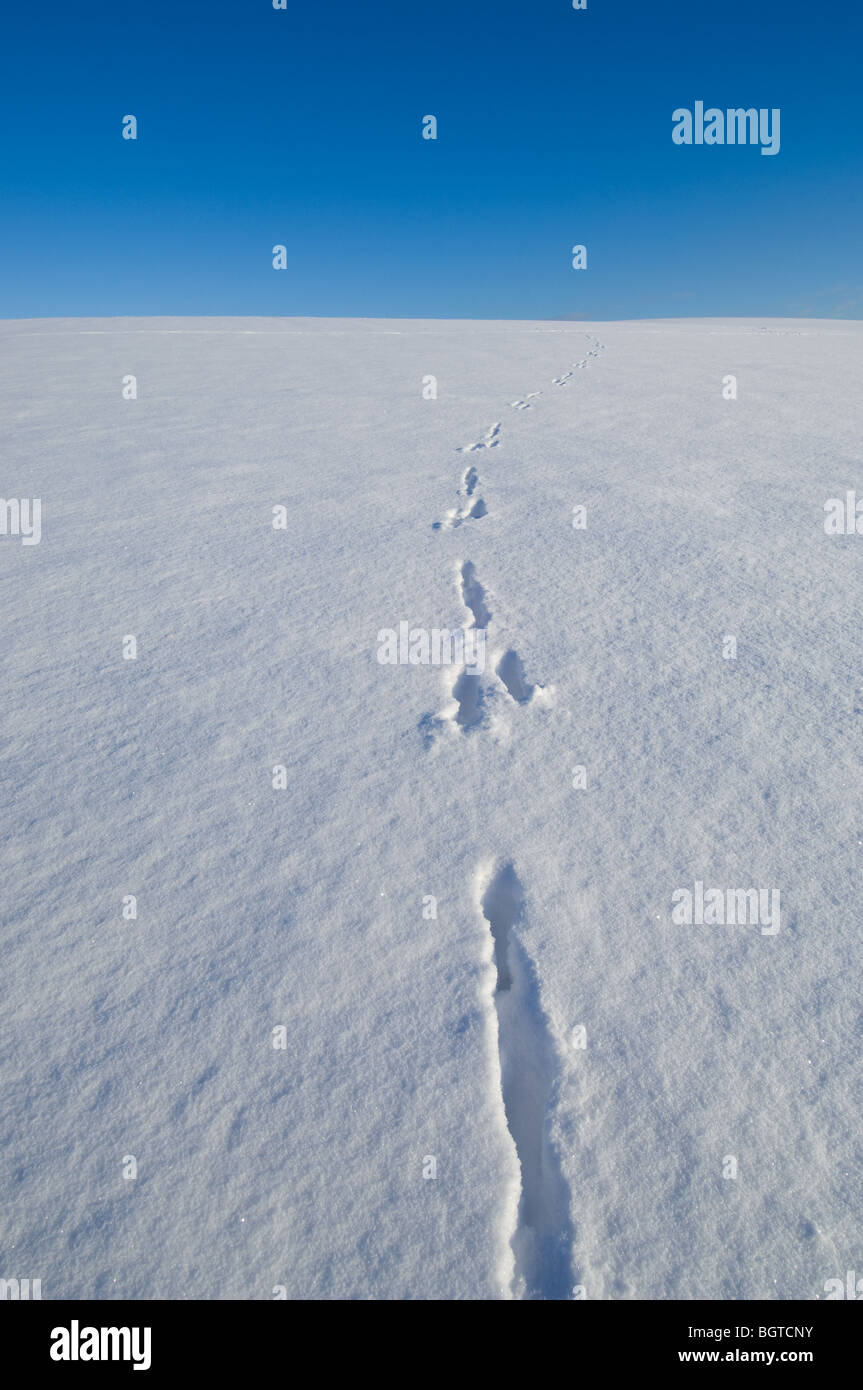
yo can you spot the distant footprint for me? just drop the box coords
[509,392,542,411]
[457,422,501,453]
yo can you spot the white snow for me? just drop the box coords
[1,315,861,1299]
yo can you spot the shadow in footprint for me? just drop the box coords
[461,561,491,627]
[496,649,534,703]
[453,670,483,729]
[481,863,574,1300]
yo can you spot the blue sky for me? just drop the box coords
[0,0,860,320]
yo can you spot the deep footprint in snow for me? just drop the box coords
[496,649,535,703]
[480,862,574,1299]
[452,669,483,729]
[461,561,492,628]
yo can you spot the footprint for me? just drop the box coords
[496,649,535,703]
[479,861,574,1299]
[461,561,491,628]
[433,489,488,530]
[452,670,484,729]
[420,567,552,744]
[457,422,501,452]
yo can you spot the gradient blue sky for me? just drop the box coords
[1,0,860,320]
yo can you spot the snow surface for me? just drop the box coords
[1,316,861,1300]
